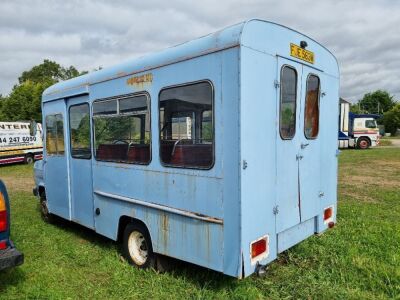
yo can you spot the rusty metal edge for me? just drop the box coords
[94,190,223,225]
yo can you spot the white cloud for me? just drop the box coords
[0,0,399,102]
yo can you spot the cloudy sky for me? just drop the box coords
[1,0,399,102]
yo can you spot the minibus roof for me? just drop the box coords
[43,19,338,102]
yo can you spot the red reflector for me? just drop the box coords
[251,238,267,258]
[328,221,335,228]
[324,207,333,221]
[0,210,7,232]
[0,241,6,250]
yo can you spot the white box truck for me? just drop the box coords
[0,122,43,165]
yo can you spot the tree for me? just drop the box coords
[358,90,396,114]
[0,81,44,121]
[18,59,86,85]
[382,103,400,135]
[0,60,86,122]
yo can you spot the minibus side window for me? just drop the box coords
[69,103,91,159]
[93,94,151,164]
[46,114,65,155]
[159,81,214,169]
[279,66,297,139]
[304,75,320,139]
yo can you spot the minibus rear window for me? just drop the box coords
[69,103,91,159]
[93,93,151,165]
[304,75,320,139]
[45,114,65,156]
[159,81,214,169]
[279,66,297,139]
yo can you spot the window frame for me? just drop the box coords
[45,113,65,156]
[158,79,215,170]
[303,73,321,140]
[279,65,298,140]
[92,92,152,165]
[69,102,92,160]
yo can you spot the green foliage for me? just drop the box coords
[357,90,396,114]
[0,81,44,121]
[0,60,86,122]
[382,103,400,135]
[350,103,362,114]
[18,59,86,86]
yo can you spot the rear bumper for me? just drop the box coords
[0,245,24,271]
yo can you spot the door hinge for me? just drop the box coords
[274,80,280,89]
[273,205,279,215]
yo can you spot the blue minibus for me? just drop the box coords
[33,19,339,278]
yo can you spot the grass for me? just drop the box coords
[0,148,399,299]
[379,139,393,146]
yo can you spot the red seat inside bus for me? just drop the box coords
[161,142,212,167]
[96,144,128,161]
[126,145,150,163]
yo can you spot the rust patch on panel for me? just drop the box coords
[160,213,169,251]
[126,73,153,89]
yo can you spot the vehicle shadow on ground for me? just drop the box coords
[38,205,243,291]
[0,266,26,289]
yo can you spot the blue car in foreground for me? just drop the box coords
[0,180,24,271]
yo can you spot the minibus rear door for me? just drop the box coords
[298,66,323,222]
[275,58,303,234]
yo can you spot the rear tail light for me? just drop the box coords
[0,240,6,250]
[0,192,7,232]
[251,235,269,262]
[324,206,334,223]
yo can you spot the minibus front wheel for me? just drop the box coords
[123,222,155,269]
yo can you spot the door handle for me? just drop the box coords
[301,143,309,149]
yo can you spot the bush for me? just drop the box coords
[382,103,400,135]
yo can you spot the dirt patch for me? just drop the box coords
[339,189,378,203]
[1,175,34,194]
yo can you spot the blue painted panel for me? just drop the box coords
[91,52,227,273]
[316,73,339,233]
[277,216,315,252]
[240,47,279,276]
[67,95,94,229]
[43,100,70,219]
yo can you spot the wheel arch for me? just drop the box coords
[117,215,152,244]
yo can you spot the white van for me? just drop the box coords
[0,122,43,165]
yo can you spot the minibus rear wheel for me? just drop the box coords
[123,222,155,269]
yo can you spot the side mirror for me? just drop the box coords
[29,120,37,136]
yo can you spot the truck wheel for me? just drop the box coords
[25,154,34,164]
[123,222,155,269]
[40,193,55,223]
[357,137,370,149]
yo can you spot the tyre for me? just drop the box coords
[357,137,370,149]
[25,154,34,164]
[123,222,155,269]
[40,192,55,223]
